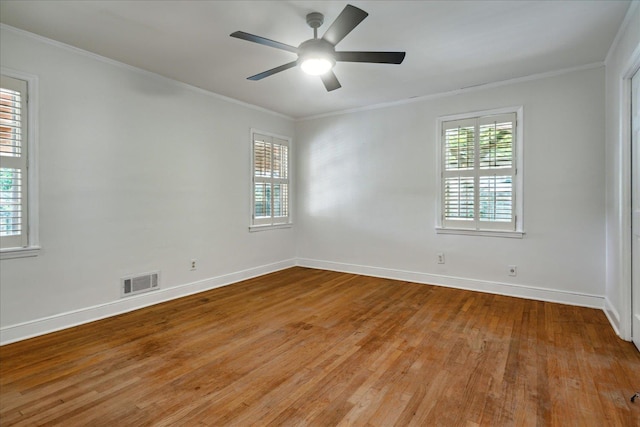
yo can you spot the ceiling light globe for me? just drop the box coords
[300,57,334,75]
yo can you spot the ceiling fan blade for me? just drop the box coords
[230,31,298,54]
[335,51,406,64]
[320,71,342,92]
[322,4,368,46]
[247,61,298,80]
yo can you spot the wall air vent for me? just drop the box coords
[121,271,160,297]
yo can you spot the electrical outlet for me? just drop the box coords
[437,252,445,264]
[190,259,197,271]
[508,265,517,276]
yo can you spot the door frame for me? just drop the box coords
[621,45,640,341]
[632,66,640,350]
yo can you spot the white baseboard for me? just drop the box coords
[603,297,628,340]
[296,258,605,309]
[0,259,296,345]
[1,258,610,346]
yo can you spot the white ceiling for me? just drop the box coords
[0,1,631,119]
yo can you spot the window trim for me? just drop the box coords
[435,106,524,238]
[0,68,40,259]
[249,128,293,232]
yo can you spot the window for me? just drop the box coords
[437,107,523,238]
[251,130,291,230]
[1,71,39,258]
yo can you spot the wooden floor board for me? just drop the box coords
[1,267,639,426]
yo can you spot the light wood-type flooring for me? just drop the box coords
[1,267,639,426]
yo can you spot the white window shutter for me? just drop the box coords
[252,131,290,227]
[441,112,517,231]
[0,75,28,248]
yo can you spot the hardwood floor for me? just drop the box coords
[1,267,639,426]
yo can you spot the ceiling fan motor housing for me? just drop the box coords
[297,38,336,68]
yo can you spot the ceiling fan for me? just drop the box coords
[230,4,406,91]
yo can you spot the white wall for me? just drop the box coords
[0,20,623,344]
[296,67,606,307]
[0,27,295,343]
[604,3,640,339]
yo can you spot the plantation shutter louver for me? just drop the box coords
[442,113,516,231]
[252,132,290,226]
[0,75,28,249]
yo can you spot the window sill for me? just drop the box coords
[249,223,293,233]
[1,246,41,260]
[435,228,524,239]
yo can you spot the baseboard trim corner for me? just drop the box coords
[603,297,629,340]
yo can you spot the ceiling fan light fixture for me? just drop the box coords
[297,38,336,76]
[300,56,335,75]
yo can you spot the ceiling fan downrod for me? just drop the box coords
[306,12,324,39]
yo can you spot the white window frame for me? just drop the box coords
[0,68,39,259]
[249,129,292,232]
[436,106,524,238]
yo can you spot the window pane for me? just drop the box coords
[479,175,512,221]
[0,87,23,158]
[0,167,22,236]
[254,182,271,218]
[254,139,272,178]
[444,176,474,220]
[272,144,288,179]
[479,120,512,169]
[273,183,288,218]
[445,125,475,171]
